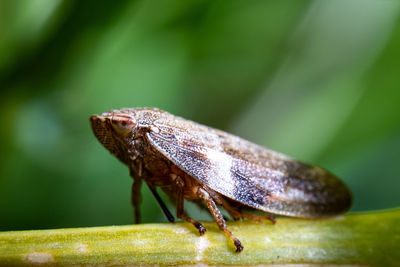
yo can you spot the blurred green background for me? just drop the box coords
[1,0,399,231]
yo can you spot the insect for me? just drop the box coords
[90,107,352,252]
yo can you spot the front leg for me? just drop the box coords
[131,177,142,224]
[175,176,206,235]
[129,164,143,224]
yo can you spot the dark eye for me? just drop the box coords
[110,114,136,135]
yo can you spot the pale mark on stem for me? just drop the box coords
[76,243,89,253]
[195,236,210,262]
[174,227,190,234]
[333,215,345,221]
[25,252,54,263]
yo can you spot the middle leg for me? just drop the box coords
[175,176,206,235]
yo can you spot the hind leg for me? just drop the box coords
[197,188,243,252]
[220,197,276,224]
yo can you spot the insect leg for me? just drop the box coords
[129,164,143,224]
[175,176,206,235]
[220,198,276,224]
[220,200,242,221]
[131,178,142,224]
[147,184,175,223]
[197,188,243,252]
[241,213,276,224]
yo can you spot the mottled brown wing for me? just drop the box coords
[147,118,352,218]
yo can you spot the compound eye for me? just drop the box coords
[110,114,136,135]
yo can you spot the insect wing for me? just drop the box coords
[147,119,352,218]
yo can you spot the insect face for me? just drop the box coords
[90,110,141,165]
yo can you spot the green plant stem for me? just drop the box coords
[0,209,399,266]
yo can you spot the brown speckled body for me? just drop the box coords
[90,107,352,252]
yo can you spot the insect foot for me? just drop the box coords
[234,239,244,253]
[195,223,207,236]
